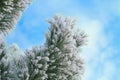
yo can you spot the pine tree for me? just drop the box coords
[0,0,31,35]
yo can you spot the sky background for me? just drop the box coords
[6,0,120,80]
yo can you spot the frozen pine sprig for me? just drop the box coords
[73,29,87,47]
[25,46,49,80]
[45,15,86,80]
[0,0,31,35]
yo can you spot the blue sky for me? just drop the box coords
[6,0,120,80]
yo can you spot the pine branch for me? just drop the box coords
[45,15,85,80]
[25,46,49,80]
[0,0,31,35]
[0,42,13,80]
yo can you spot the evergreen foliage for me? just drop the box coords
[0,0,31,35]
[45,16,86,80]
[11,56,29,80]
[25,15,87,80]
[25,46,49,80]
[6,44,29,80]
[0,42,11,80]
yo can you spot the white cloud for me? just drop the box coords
[75,16,116,80]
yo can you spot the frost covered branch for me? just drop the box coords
[0,0,31,35]
[0,42,12,80]
[25,15,87,80]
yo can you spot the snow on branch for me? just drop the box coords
[0,0,31,35]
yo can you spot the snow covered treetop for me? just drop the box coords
[0,0,31,35]
[46,15,87,48]
[44,15,87,80]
